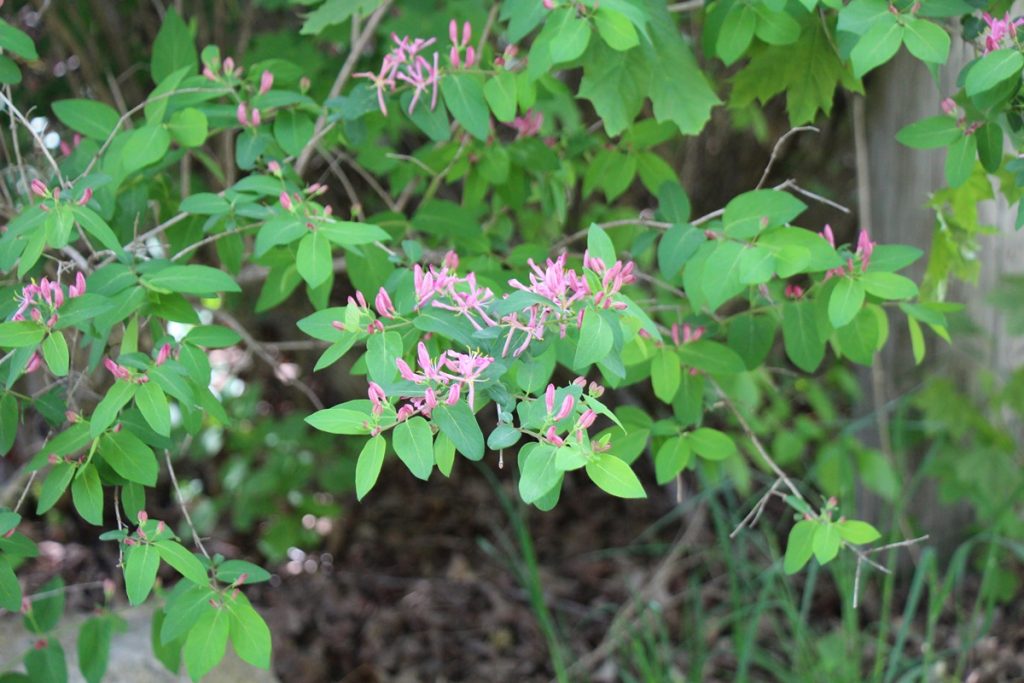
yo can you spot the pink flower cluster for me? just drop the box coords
[981,12,1024,53]
[542,382,597,446]
[364,342,494,423]
[448,20,477,69]
[12,273,86,326]
[355,33,441,116]
[413,251,497,331]
[820,225,875,280]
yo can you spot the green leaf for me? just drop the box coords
[124,542,160,605]
[487,425,521,450]
[657,224,704,280]
[574,308,615,368]
[483,71,518,123]
[723,190,806,239]
[716,4,756,66]
[812,523,841,564]
[51,99,120,140]
[837,519,881,545]
[519,443,561,503]
[296,231,332,288]
[392,416,434,480]
[784,519,816,574]
[654,436,691,484]
[274,110,314,156]
[902,17,949,64]
[849,18,903,78]
[167,107,208,147]
[678,340,745,374]
[782,301,825,372]
[548,8,592,63]
[0,54,21,84]
[945,134,977,188]
[0,555,21,612]
[305,401,372,435]
[860,271,918,299]
[71,464,104,526]
[151,7,197,84]
[587,223,617,266]
[895,115,961,149]
[121,125,171,174]
[827,277,865,328]
[154,540,208,585]
[0,18,38,60]
[594,8,639,51]
[0,394,17,456]
[432,402,484,461]
[100,431,158,486]
[183,607,229,680]
[965,48,1024,97]
[135,381,170,437]
[0,321,45,348]
[651,348,681,403]
[225,595,272,670]
[141,264,241,295]
[37,463,75,514]
[434,432,455,477]
[585,452,646,499]
[688,428,737,461]
[355,435,386,500]
[215,560,271,585]
[184,325,241,348]
[440,73,490,141]
[578,41,650,137]
[90,381,136,437]
[77,617,113,683]
[41,332,69,377]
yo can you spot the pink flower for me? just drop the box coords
[155,343,172,366]
[103,357,132,381]
[375,287,396,319]
[981,12,1024,53]
[259,70,274,95]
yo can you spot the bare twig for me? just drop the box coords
[756,126,819,189]
[164,441,211,560]
[295,1,394,175]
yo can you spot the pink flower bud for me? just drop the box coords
[30,179,48,198]
[279,191,293,211]
[155,343,172,366]
[554,394,574,421]
[259,70,274,95]
[375,287,395,319]
[77,187,93,206]
[236,103,249,127]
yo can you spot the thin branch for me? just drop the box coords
[295,1,394,175]
[164,442,211,560]
[756,126,819,189]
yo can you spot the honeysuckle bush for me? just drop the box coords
[0,0,1019,679]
